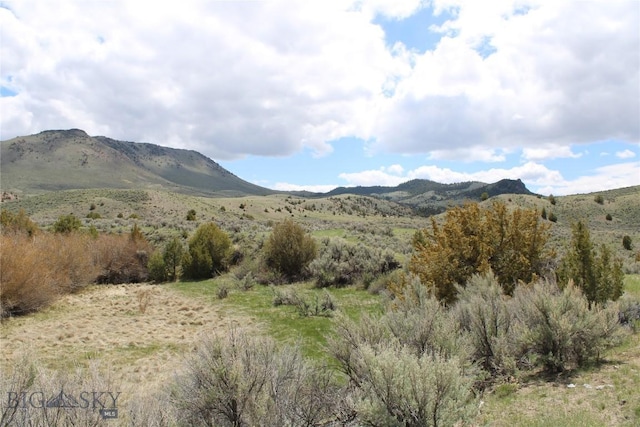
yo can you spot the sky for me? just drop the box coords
[1,0,638,196]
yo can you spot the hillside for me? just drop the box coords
[0,129,273,197]
[312,178,533,215]
[2,130,536,208]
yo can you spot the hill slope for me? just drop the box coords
[0,129,273,197]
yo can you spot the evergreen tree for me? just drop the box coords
[558,221,623,306]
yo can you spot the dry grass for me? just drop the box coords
[0,283,254,398]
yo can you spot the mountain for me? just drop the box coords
[1,129,533,210]
[314,178,533,215]
[0,129,273,197]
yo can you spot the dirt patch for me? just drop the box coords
[1,283,254,395]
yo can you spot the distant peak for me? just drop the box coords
[38,129,89,137]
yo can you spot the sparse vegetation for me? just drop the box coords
[1,184,638,426]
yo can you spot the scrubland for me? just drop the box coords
[1,187,639,426]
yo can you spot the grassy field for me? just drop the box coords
[2,275,638,425]
[1,186,639,424]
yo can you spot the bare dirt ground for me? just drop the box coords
[0,283,254,397]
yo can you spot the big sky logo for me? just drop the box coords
[5,389,120,419]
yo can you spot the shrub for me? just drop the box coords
[0,355,119,426]
[182,222,232,280]
[93,229,152,284]
[186,209,196,221]
[309,237,399,288]
[147,250,168,283]
[548,212,558,222]
[329,282,477,427]
[511,280,621,372]
[171,329,340,427]
[0,232,97,317]
[52,213,82,233]
[0,208,39,236]
[409,201,551,304]
[86,211,101,219]
[548,194,556,205]
[454,272,517,379]
[263,219,316,282]
[606,213,612,221]
[594,194,605,205]
[623,235,633,251]
[349,344,477,427]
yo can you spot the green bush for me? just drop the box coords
[309,237,399,288]
[263,219,316,282]
[163,236,184,281]
[350,344,477,427]
[0,209,39,236]
[595,194,605,205]
[186,209,196,221]
[454,272,517,379]
[52,214,82,233]
[171,330,341,427]
[558,221,624,306]
[623,235,633,251]
[182,223,232,280]
[147,250,168,283]
[511,280,621,372]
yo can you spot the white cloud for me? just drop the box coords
[536,162,640,196]
[338,158,639,196]
[0,1,399,159]
[371,1,640,157]
[522,144,582,161]
[1,0,638,166]
[339,168,407,186]
[384,164,405,175]
[272,182,339,193]
[616,149,637,159]
[429,146,507,162]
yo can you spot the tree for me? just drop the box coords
[52,214,82,234]
[164,236,184,281]
[264,219,317,281]
[558,221,624,306]
[183,223,232,279]
[409,201,551,304]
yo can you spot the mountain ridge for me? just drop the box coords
[3,129,532,210]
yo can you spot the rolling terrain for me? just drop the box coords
[4,129,535,214]
[1,130,639,425]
